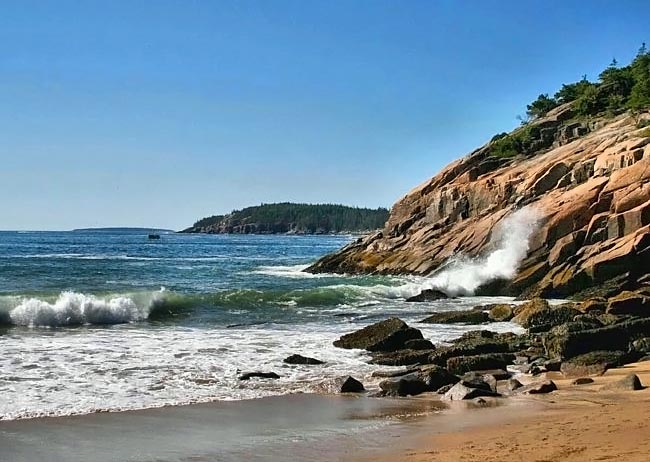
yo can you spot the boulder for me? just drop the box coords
[338,376,365,393]
[602,373,644,391]
[560,350,627,377]
[406,288,450,302]
[446,353,515,375]
[442,381,501,401]
[333,318,424,352]
[283,354,325,365]
[487,304,515,322]
[238,372,280,380]
[543,317,650,359]
[515,380,557,394]
[418,365,460,390]
[420,310,489,324]
[379,365,459,397]
[379,373,429,397]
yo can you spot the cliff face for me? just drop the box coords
[307,107,650,298]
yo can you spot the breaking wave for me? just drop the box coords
[423,206,541,296]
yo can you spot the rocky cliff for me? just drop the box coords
[307,106,650,299]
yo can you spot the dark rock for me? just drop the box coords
[446,353,515,375]
[442,381,501,400]
[378,365,458,397]
[418,365,460,390]
[461,373,497,393]
[238,372,280,380]
[427,332,518,367]
[420,310,489,324]
[572,377,594,385]
[283,354,325,365]
[560,350,627,377]
[487,304,515,322]
[602,373,644,391]
[404,338,436,350]
[338,376,365,393]
[370,349,436,366]
[543,317,650,359]
[379,373,429,396]
[515,380,557,394]
[333,318,424,352]
[406,288,450,302]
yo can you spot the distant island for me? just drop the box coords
[71,227,175,233]
[181,203,390,235]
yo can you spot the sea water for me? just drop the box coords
[0,230,525,420]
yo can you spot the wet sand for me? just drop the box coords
[0,394,446,462]
[362,361,650,462]
[3,362,650,462]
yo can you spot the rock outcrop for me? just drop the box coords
[307,109,650,298]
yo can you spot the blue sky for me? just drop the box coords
[1,0,648,230]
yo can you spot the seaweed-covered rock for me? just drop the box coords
[560,350,628,377]
[543,317,650,359]
[333,318,424,352]
[513,300,581,331]
[420,310,489,324]
[406,289,450,302]
[487,304,515,322]
[631,337,650,353]
[370,349,436,366]
[446,353,515,375]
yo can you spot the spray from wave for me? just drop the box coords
[421,206,540,296]
[3,290,166,327]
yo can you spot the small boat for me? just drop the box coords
[148,233,161,240]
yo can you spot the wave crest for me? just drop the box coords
[5,290,165,327]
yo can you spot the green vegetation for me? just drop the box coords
[184,203,390,234]
[490,44,650,159]
[522,44,650,122]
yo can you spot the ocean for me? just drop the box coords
[0,230,523,420]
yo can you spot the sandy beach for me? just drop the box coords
[361,361,650,462]
[2,362,648,462]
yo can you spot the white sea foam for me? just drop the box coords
[420,206,541,296]
[253,264,329,278]
[6,290,165,327]
[0,295,522,420]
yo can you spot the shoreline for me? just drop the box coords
[357,360,650,462]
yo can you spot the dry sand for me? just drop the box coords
[361,361,650,462]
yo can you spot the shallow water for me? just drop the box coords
[0,231,524,419]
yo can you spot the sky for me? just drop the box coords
[1,0,649,230]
